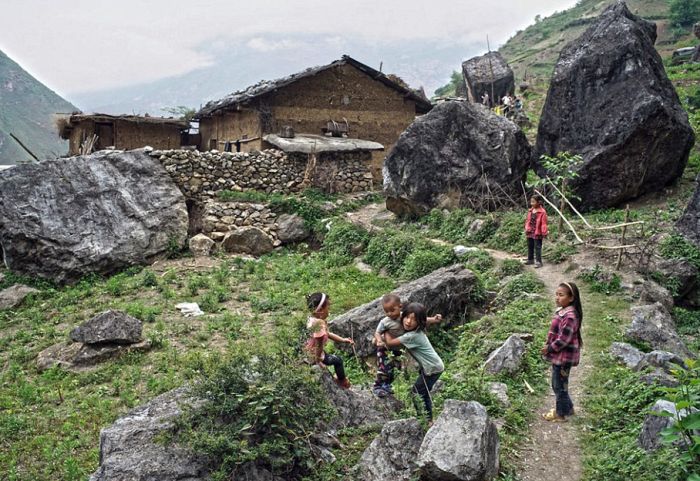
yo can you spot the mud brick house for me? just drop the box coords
[58,114,189,155]
[195,55,432,179]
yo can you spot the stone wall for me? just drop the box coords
[150,148,374,201]
[201,201,281,246]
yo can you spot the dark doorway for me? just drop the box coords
[95,122,115,149]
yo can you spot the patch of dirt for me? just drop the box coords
[345,202,395,231]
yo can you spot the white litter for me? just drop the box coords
[175,302,204,317]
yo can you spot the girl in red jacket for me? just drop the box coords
[525,195,548,268]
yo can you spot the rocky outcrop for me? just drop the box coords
[483,335,526,375]
[0,284,39,309]
[330,265,480,357]
[70,310,142,345]
[534,2,695,211]
[634,281,674,312]
[418,400,499,481]
[610,342,645,369]
[356,418,424,481]
[626,303,693,359]
[221,227,274,256]
[677,177,700,248]
[89,387,211,481]
[0,150,188,284]
[383,101,531,217]
[654,257,699,302]
[461,52,514,104]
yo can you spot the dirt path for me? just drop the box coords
[485,249,590,481]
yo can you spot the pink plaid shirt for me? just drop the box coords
[545,306,581,366]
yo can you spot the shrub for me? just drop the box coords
[659,234,700,269]
[495,272,545,306]
[401,245,457,280]
[486,211,527,253]
[544,242,577,264]
[461,249,495,273]
[498,259,524,278]
[364,230,417,274]
[321,221,371,266]
[578,265,621,295]
[177,347,332,478]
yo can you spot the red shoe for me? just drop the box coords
[335,377,351,389]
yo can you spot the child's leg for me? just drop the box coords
[535,238,543,265]
[551,364,573,417]
[323,353,346,381]
[527,237,535,263]
[374,347,391,387]
[411,371,442,420]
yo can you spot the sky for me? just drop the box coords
[0,0,577,99]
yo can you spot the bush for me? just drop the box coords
[460,249,495,273]
[544,242,577,264]
[321,222,371,266]
[486,211,527,253]
[495,272,545,306]
[498,259,524,278]
[670,0,700,28]
[364,230,419,274]
[578,265,621,295]
[178,347,332,479]
[659,234,700,270]
[401,245,456,280]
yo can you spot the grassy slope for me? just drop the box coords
[0,50,76,164]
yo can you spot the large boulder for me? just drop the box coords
[329,264,480,357]
[70,310,142,345]
[626,303,693,359]
[0,284,39,309]
[356,418,424,481]
[638,399,699,451]
[483,335,526,375]
[276,213,310,244]
[534,2,695,211]
[0,150,188,284]
[461,52,515,104]
[418,400,499,481]
[37,339,151,372]
[89,387,211,481]
[383,101,531,217]
[677,176,700,248]
[610,342,645,370]
[654,257,699,302]
[188,234,215,258]
[221,227,274,256]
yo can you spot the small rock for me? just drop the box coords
[418,400,499,481]
[37,340,151,372]
[512,332,534,343]
[610,342,645,370]
[639,369,680,388]
[488,382,510,407]
[453,245,479,257]
[222,227,274,256]
[209,232,226,242]
[355,260,374,273]
[70,310,143,345]
[634,280,674,311]
[483,335,526,375]
[0,284,39,310]
[638,400,698,451]
[636,350,687,373]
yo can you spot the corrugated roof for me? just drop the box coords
[196,55,432,118]
[263,134,384,154]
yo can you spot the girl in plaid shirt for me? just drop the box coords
[541,281,582,422]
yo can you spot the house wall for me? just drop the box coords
[198,63,421,180]
[66,119,183,155]
[198,109,262,153]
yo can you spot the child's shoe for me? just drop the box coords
[524,260,534,265]
[336,377,351,389]
[381,382,394,394]
[535,262,543,268]
[372,385,388,398]
[542,408,567,422]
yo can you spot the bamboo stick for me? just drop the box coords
[616,205,630,269]
[534,189,584,244]
[592,221,644,231]
[546,177,592,228]
[592,244,637,250]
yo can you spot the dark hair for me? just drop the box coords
[531,194,543,204]
[382,293,401,305]
[306,292,328,312]
[559,282,583,345]
[401,302,428,331]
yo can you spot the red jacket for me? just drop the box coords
[545,306,581,366]
[525,207,548,238]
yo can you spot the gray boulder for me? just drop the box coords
[418,400,499,481]
[461,52,514,104]
[37,340,151,372]
[0,150,189,284]
[276,213,310,243]
[188,234,215,257]
[677,176,700,247]
[634,281,674,312]
[610,342,645,369]
[329,265,480,357]
[639,370,680,388]
[534,2,695,211]
[626,303,693,359]
[356,418,424,481]
[638,399,699,452]
[0,284,39,309]
[654,257,699,301]
[383,101,531,217]
[70,310,142,345]
[483,335,526,375]
[221,227,274,256]
[487,382,510,408]
[89,387,211,481]
[636,350,687,373]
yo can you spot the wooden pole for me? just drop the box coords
[616,205,630,270]
[9,133,39,161]
[558,179,567,238]
[534,189,584,244]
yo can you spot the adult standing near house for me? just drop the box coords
[481,92,490,107]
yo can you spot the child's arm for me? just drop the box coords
[383,332,402,348]
[545,315,577,353]
[427,314,443,326]
[328,332,354,345]
[374,331,385,347]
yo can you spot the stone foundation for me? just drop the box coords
[202,201,281,245]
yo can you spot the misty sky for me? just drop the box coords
[0,0,576,97]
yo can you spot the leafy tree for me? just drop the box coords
[433,71,463,98]
[669,0,700,28]
[534,151,584,235]
[162,105,196,122]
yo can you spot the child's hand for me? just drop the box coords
[345,337,355,345]
[434,314,443,323]
[540,346,549,356]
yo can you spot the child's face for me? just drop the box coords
[402,312,418,331]
[555,287,573,308]
[383,300,401,320]
[530,197,540,208]
[315,299,331,319]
